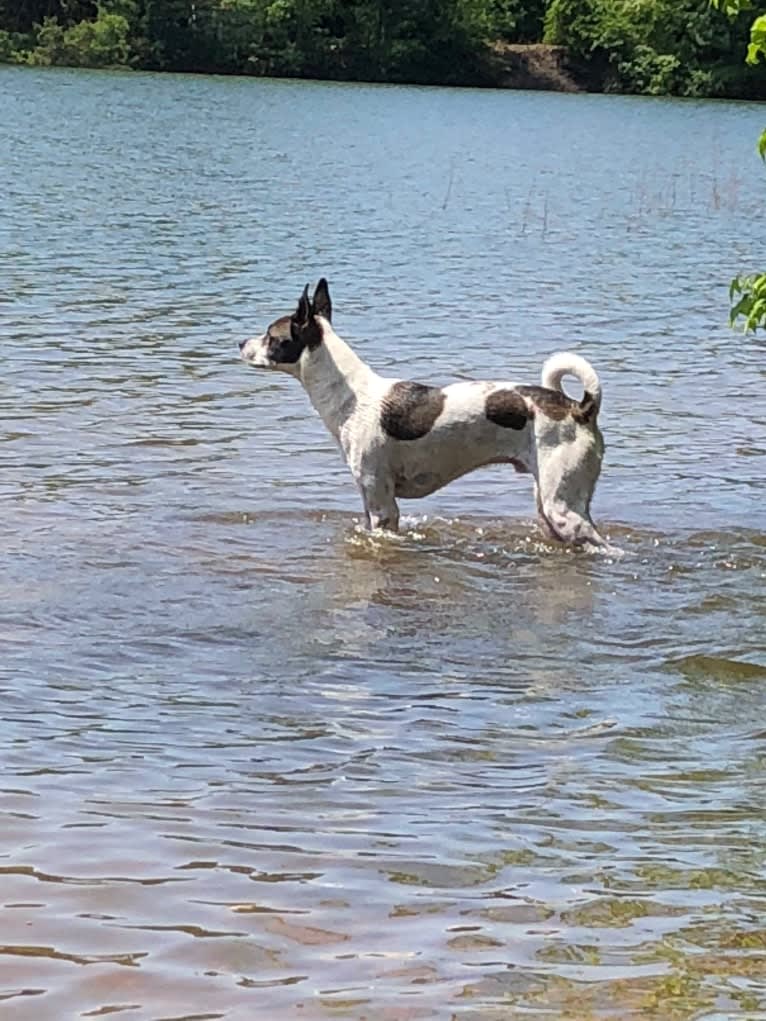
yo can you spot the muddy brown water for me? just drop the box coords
[2,66,766,1020]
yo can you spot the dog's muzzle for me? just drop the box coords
[239,336,261,364]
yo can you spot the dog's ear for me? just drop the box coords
[294,284,312,324]
[312,278,332,322]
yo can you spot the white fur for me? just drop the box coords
[542,352,602,409]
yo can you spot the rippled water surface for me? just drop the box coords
[2,66,766,1020]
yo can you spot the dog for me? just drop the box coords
[239,279,607,548]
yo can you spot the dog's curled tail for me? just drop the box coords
[541,352,602,419]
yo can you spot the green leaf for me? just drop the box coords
[711,0,756,14]
[748,14,766,63]
[729,274,766,331]
[730,294,749,321]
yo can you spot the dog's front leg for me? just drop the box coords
[368,506,399,532]
[357,477,400,533]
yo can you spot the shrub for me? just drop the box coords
[62,10,131,67]
[23,9,131,68]
[0,29,15,61]
[25,16,66,65]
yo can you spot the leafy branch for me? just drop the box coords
[730,274,766,331]
[712,0,766,332]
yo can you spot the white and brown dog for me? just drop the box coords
[239,279,607,548]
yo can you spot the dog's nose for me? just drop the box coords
[238,338,247,351]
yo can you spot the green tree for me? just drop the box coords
[20,5,130,66]
[24,14,65,63]
[544,0,753,96]
[713,0,766,331]
[443,0,547,43]
[61,8,131,66]
[0,0,97,33]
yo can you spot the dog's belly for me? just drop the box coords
[394,471,445,499]
[387,421,530,500]
[393,454,527,499]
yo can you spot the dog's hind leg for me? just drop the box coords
[534,475,605,548]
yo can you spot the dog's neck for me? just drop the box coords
[298,320,373,439]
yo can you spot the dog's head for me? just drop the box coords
[239,279,332,373]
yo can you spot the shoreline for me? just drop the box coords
[2,45,765,102]
[0,43,587,93]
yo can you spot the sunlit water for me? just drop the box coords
[1,65,766,1020]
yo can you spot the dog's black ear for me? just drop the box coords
[295,284,312,324]
[312,278,332,322]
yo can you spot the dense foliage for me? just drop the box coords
[1,0,765,97]
[0,0,540,83]
[543,0,766,96]
[711,0,766,332]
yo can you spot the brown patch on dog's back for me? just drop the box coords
[381,381,445,441]
[485,389,529,430]
[516,386,599,425]
[516,385,570,420]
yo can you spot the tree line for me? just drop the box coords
[0,0,764,98]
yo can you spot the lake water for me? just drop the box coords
[1,64,765,1020]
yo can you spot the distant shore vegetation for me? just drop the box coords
[1,1,765,99]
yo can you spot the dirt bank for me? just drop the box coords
[488,43,584,92]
